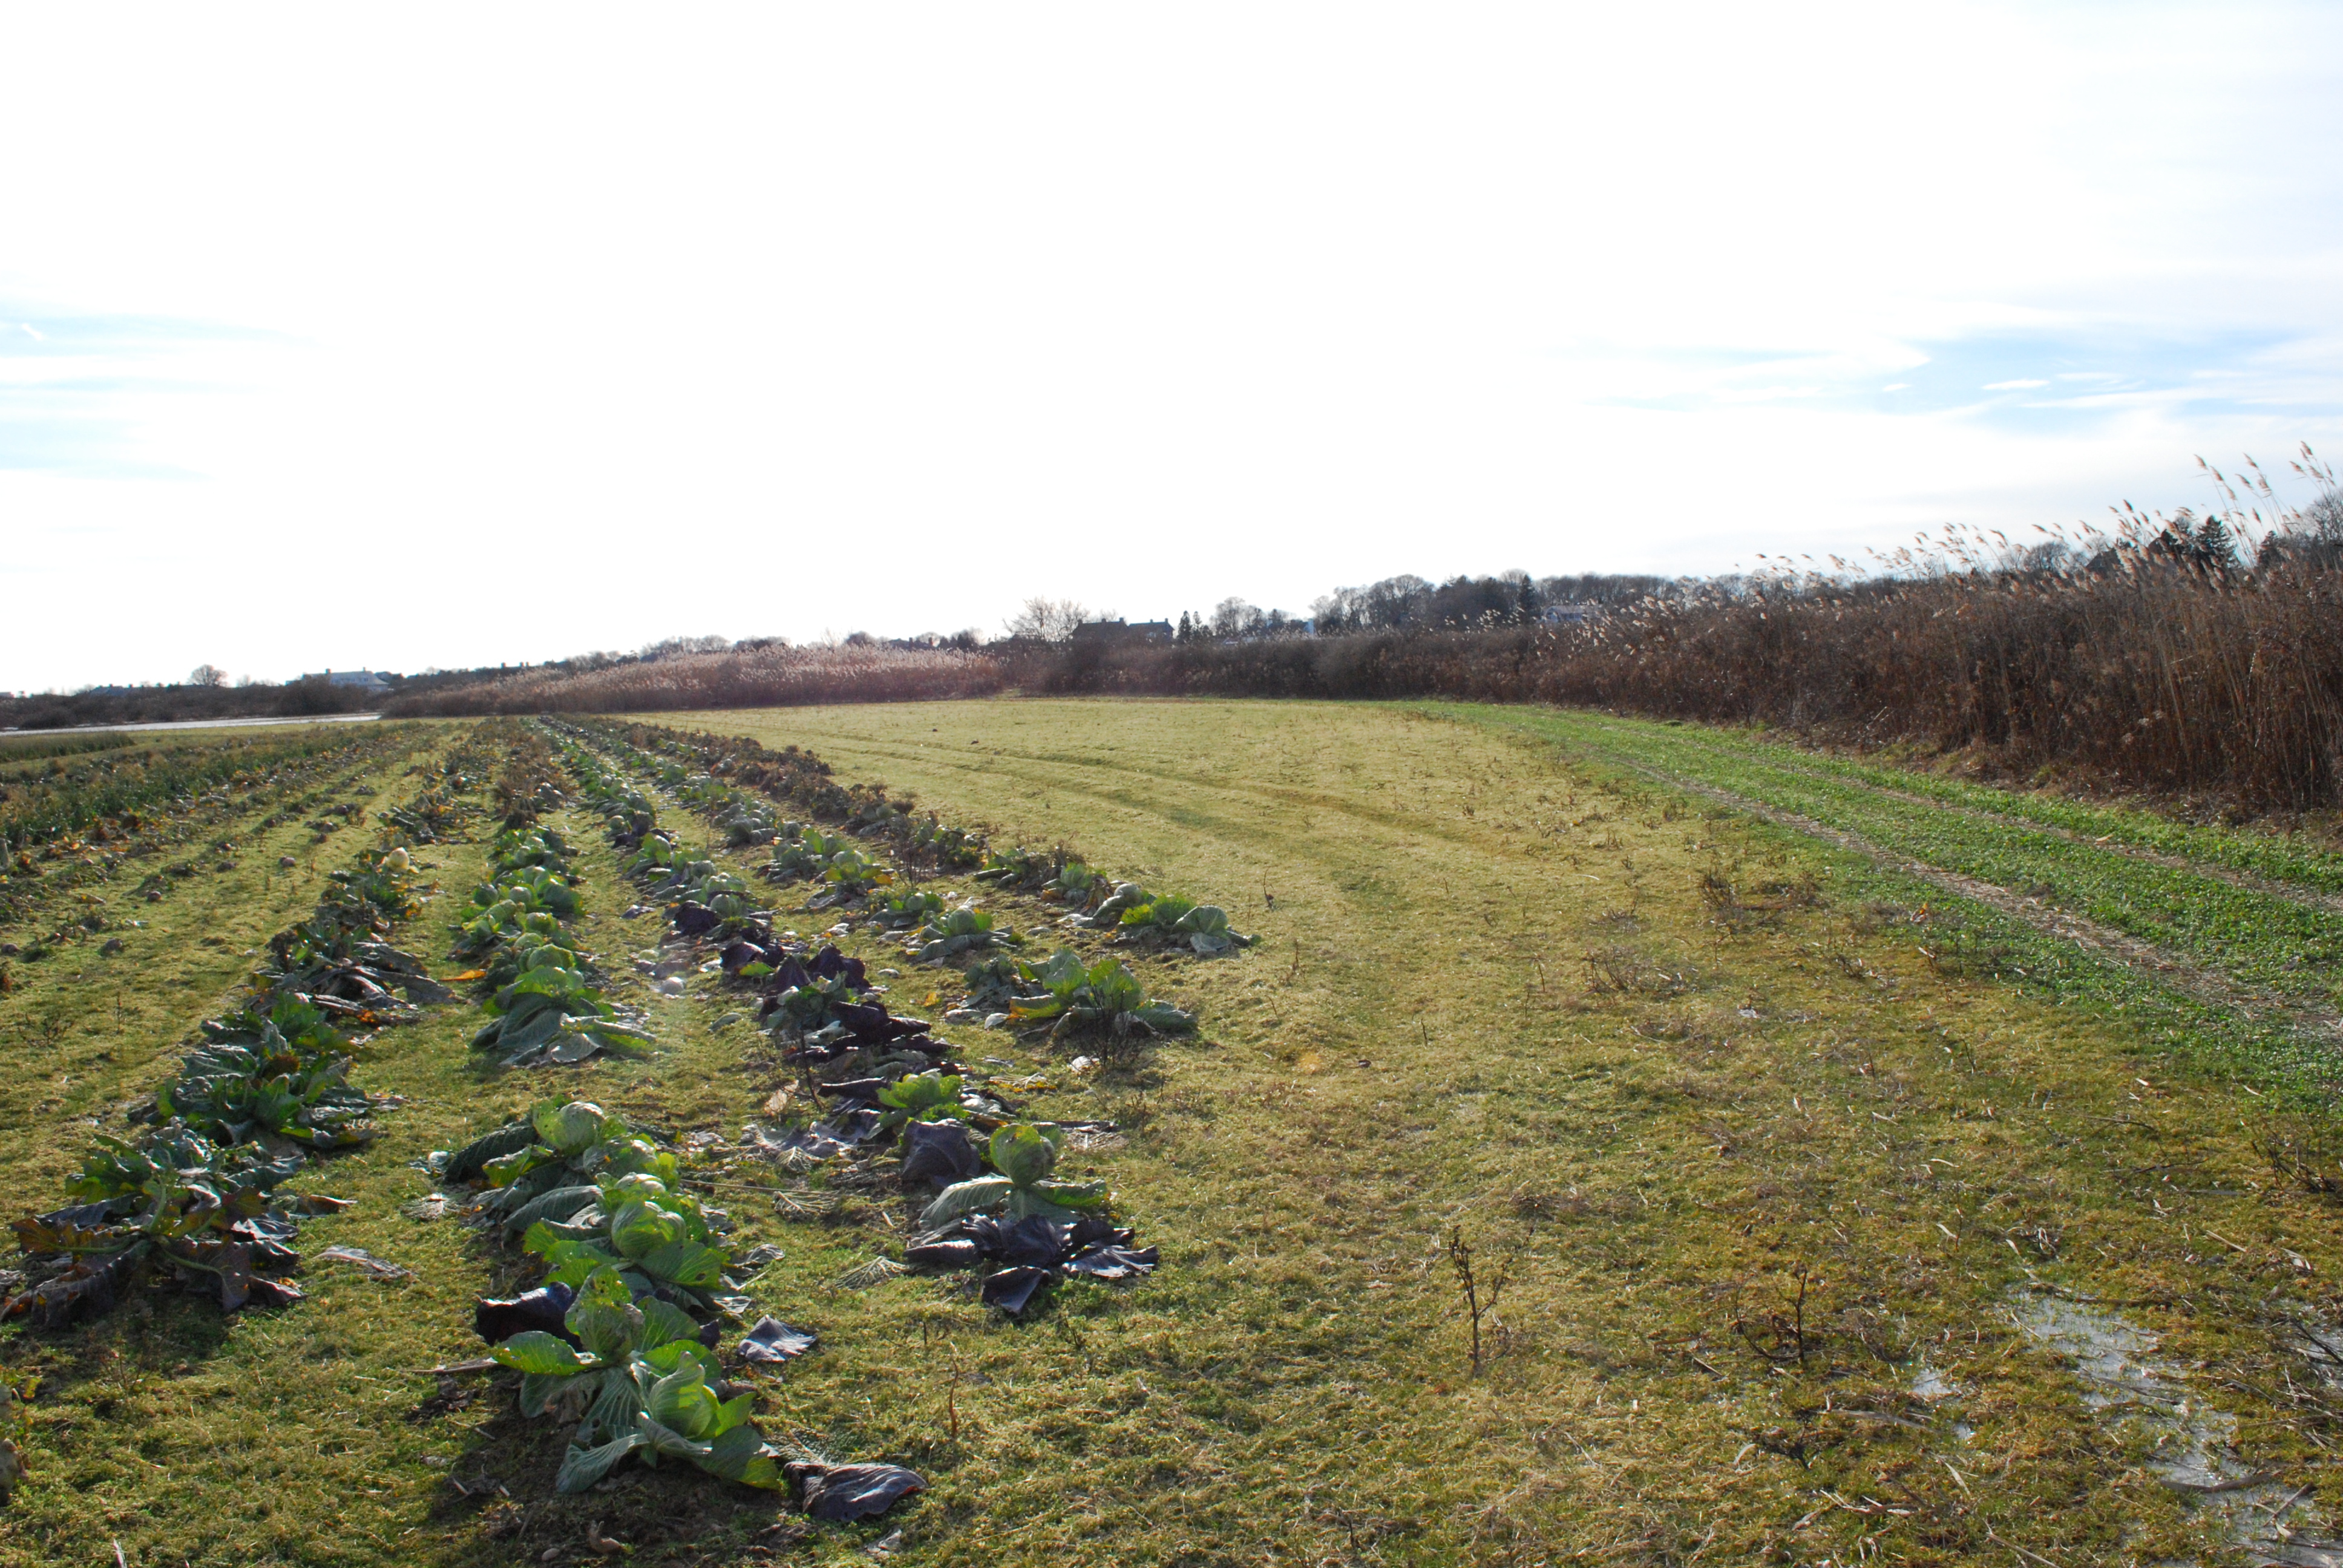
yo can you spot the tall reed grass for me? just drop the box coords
[389,555,2343,810]
[392,452,2343,811]
[1013,556,2343,808]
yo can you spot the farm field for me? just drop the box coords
[4,697,2343,1567]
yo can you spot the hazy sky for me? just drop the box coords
[4,2,2340,691]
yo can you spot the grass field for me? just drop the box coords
[5,699,2343,1566]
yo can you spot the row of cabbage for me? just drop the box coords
[557,722,1224,1044]
[557,725,1165,1322]
[572,719,1253,957]
[2,742,488,1329]
[442,731,865,1506]
[454,817,652,1069]
[1,727,434,986]
[0,724,411,860]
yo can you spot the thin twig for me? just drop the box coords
[1987,1527,2062,1567]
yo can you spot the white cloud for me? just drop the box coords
[1,1,2340,691]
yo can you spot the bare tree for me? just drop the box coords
[638,635,732,661]
[2303,486,2343,545]
[188,664,226,687]
[1210,598,1265,639]
[1001,598,1096,642]
[2017,539,2074,575]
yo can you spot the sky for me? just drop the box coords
[4,2,2341,691]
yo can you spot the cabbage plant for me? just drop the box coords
[906,904,1021,965]
[717,802,778,846]
[478,926,588,991]
[6,1124,338,1325]
[1041,861,1104,904]
[1006,952,1195,1039]
[452,871,581,959]
[1071,884,1253,954]
[867,887,946,932]
[157,998,374,1149]
[919,1122,1108,1227]
[468,955,652,1068]
[958,953,1024,1010]
[457,1101,732,1301]
[805,846,892,907]
[876,1071,965,1145]
[906,814,983,869]
[487,825,570,872]
[972,846,1044,889]
[623,833,684,878]
[764,827,850,883]
[491,1266,781,1492]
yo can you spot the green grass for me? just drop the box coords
[1440,704,2343,1010]
[7,699,2343,1566]
[1577,716,2343,893]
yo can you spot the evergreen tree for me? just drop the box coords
[2195,514,2240,571]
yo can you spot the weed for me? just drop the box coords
[1582,944,1689,996]
[1446,1227,1510,1376]
[1916,913,2023,981]
[1734,1267,1820,1370]
[2255,1122,2343,1201]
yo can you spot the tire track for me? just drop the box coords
[1721,751,2343,920]
[1602,752,2343,1051]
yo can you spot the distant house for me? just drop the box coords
[302,668,398,696]
[1069,619,1173,645]
[1539,603,1602,626]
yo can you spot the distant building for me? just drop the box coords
[1539,603,1602,626]
[302,668,398,695]
[1069,619,1174,645]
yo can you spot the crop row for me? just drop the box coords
[563,727,1176,1307]
[574,717,1253,960]
[0,724,433,959]
[451,738,655,1070]
[0,724,411,857]
[425,727,925,1519]
[1,735,491,1331]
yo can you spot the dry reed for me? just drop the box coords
[390,451,2343,811]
